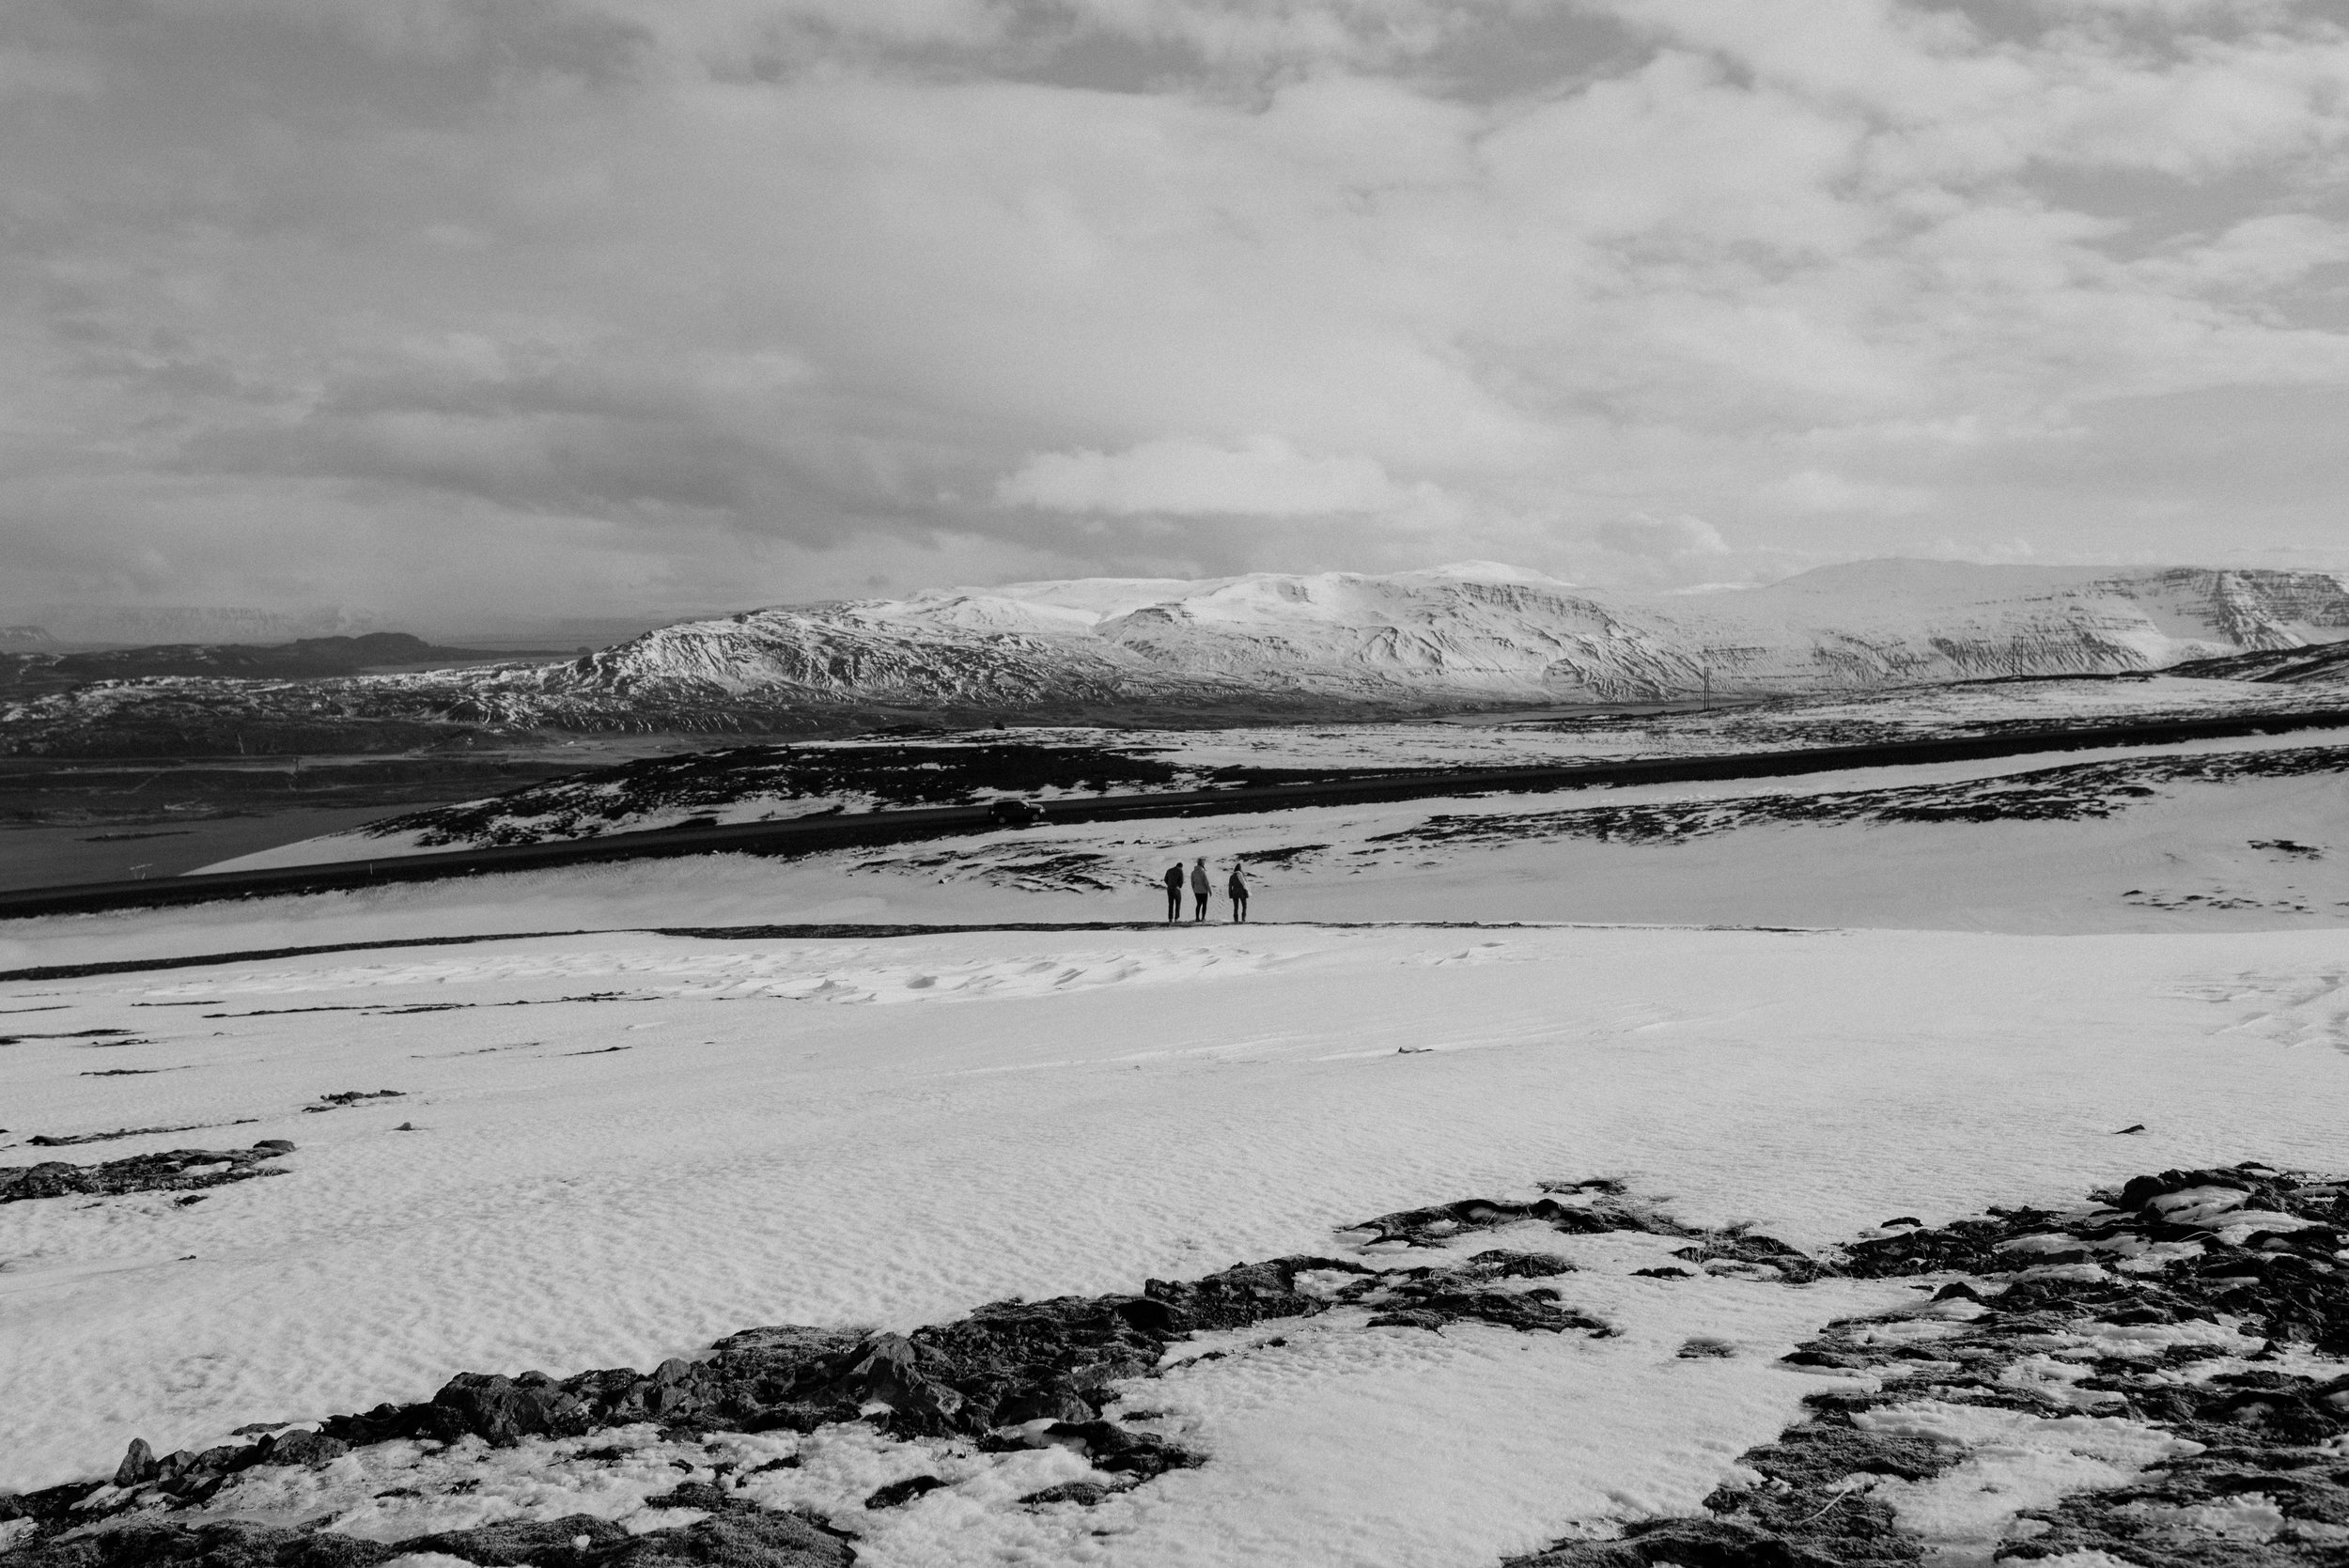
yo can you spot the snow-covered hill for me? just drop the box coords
[503,558,2349,712]
[8,560,2349,754]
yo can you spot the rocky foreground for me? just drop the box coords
[1,1164,2342,1566]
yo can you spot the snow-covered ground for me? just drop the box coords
[141,726,2349,939]
[7,730,2349,1565]
[5,919,2347,1560]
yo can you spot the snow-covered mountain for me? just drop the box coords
[8,560,2349,754]
[508,559,2349,712]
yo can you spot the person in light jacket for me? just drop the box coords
[1161,862,1184,924]
[1227,863,1250,923]
[1190,857,1211,922]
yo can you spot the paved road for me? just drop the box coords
[5,703,2345,919]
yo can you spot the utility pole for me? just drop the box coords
[1700,660,1711,711]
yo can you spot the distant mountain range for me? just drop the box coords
[529,559,2349,711]
[0,604,376,647]
[7,560,2349,756]
[1,633,516,693]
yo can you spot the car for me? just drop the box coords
[986,798,1043,827]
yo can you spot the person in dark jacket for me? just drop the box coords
[1162,863,1184,924]
[1190,857,1211,922]
[1227,863,1249,923]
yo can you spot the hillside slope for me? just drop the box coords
[513,559,2349,710]
[7,560,2349,754]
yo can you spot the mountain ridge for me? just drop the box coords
[8,560,2349,756]
[523,558,2349,710]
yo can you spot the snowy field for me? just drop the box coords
[6,727,2349,1564]
[125,723,2349,941]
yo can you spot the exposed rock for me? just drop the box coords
[1346,1194,1691,1249]
[1671,1233,1833,1283]
[73,1170,2349,1568]
[0,1519,397,1567]
[1512,1423,1957,1565]
[302,1092,402,1113]
[0,1508,852,1567]
[28,1123,245,1148]
[1362,1284,1608,1337]
[395,1513,633,1563]
[431,1373,595,1448]
[1140,1255,1373,1334]
[982,1419,1204,1482]
[1508,1162,2349,1568]
[1466,1250,1578,1280]
[590,1510,851,1565]
[108,1441,153,1490]
[2012,1449,2349,1565]
[1016,1480,1130,1508]
[862,1476,946,1510]
[0,1194,1634,1561]
[0,1143,294,1204]
[1379,745,2349,853]
[258,1432,347,1468]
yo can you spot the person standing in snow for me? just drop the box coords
[1162,862,1185,924]
[1190,857,1212,923]
[1227,862,1250,923]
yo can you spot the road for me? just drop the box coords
[4,702,2346,919]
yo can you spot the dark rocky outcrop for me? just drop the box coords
[1346,1184,1695,1249]
[0,1142,294,1204]
[1510,1162,2349,1568]
[308,1254,1394,1458]
[1380,744,2349,852]
[861,1477,946,1511]
[1015,1479,1129,1508]
[1671,1233,1834,1283]
[302,1092,402,1113]
[0,1231,1610,1561]
[25,1124,245,1148]
[39,1168,2339,1568]
[0,1506,850,1567]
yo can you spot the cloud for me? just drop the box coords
[1594,513,1730,559]
[6,0,2349,625]
[1924,535,2038,565]
[0,43,97,100]
[2130,214,2349,294]
[1761,470,1932,516]
[997,436,1425,516]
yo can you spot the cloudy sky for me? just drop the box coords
[6,0,2349,631]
